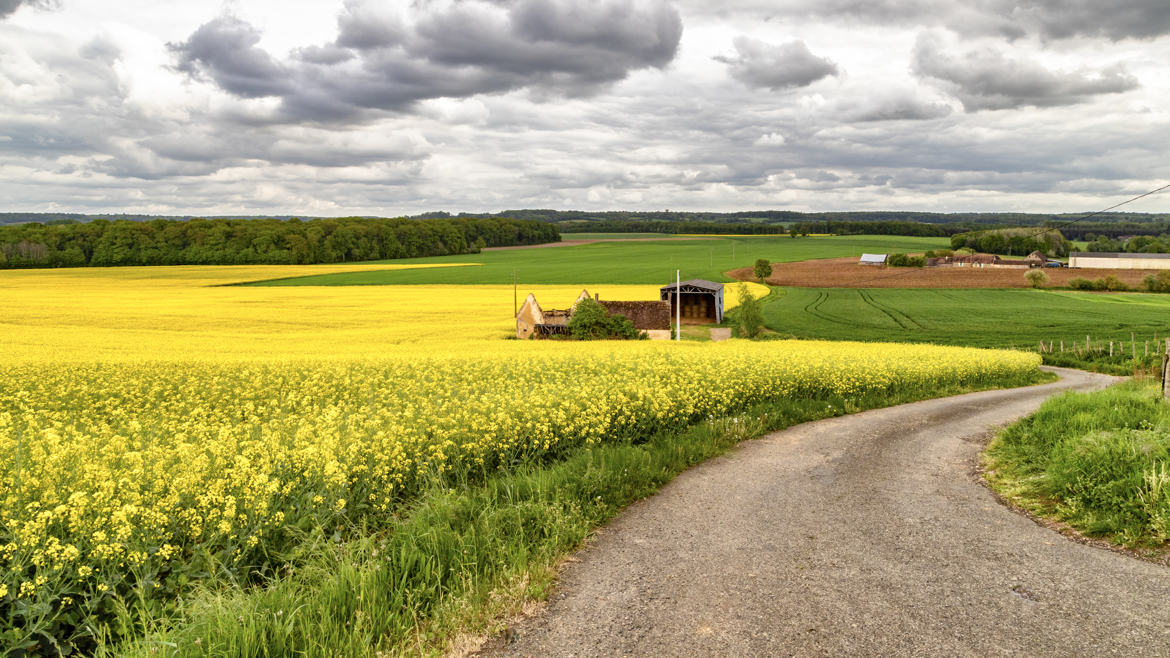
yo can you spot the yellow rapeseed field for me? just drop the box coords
[0,266,766,362]
[0,265,1036,645]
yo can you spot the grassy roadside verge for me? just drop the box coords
[114,371,1048,657]
[1040,351,1160,377]
[984,380,1170,552]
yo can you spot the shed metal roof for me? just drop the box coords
[859,253,887,264]
[660,279,724,292]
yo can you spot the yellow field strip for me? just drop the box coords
[0,267,768,362]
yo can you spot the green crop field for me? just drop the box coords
[250,234,949,286]
[765,287,1170,350]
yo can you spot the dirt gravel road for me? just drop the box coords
[480,368,1170,657]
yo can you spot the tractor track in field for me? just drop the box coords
[857,289,921,329]
[477,368,1170,657]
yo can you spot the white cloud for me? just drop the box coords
[754,133,786,146]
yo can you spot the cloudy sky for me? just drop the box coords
[2,0,1169,216]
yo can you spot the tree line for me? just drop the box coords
[949,228,1071,256]
[0,216,560,268]
[1080,233,1170,254]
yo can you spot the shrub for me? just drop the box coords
[1069,277,1095,291]
[567,298,642,340]
[1142,271,1170,292]
[1024,269,1050,288]
[1103,275,1129,292]
[733,283,765,338]
[924,250,936,258]
[887,253,923,268]
[753,258,772,282]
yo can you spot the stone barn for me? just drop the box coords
[516,290,671,339]
[660,279,724,324]
[1024,250,1047,267]
[1024,249,1053,264]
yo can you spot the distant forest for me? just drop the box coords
[0,216,558,268]
[409,209,1170,241]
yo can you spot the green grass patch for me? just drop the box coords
[247,235,948,287]
[115,370,1044,657]
[764,287,1170,352]
[985,380,1170,548]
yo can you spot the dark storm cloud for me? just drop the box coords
[684,0,1170,41]
[171,0,682,122]
[912,35,1139,110]
[0,0,55,19]
[169,16,293,99]
[716,37,838,90]
[994,0,1170,41]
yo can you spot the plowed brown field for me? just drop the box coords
[728,257,1162,289]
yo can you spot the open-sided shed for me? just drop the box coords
[660,279,724,324]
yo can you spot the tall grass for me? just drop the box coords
[985,380,1170,547]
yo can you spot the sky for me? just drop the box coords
[2,0,1169,216]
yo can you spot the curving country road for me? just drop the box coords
[479,367,1170,657]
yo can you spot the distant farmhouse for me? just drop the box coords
[1069,252,1170,270]
[926,251,1046,268]
[516,290,671,340]
[660,279,725,323]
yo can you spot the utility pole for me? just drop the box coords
[676,269,681,342]
[513,269,517,318]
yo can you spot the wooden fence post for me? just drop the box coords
[1110,341,1113,356]
[1163,339,1170,400]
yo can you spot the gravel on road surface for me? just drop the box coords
[478,368,1170,657]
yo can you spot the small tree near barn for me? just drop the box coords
[1024,269,1050,289]
[567,298,642,340]
[753,258,771,282]
[733,283,765,339]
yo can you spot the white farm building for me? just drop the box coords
[1069,252,1170,269]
